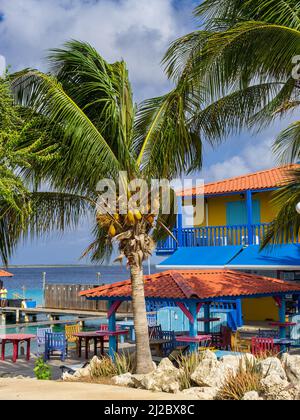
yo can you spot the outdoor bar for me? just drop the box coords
[80,269,300,358]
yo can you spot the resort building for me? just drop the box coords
[157,164,300,322]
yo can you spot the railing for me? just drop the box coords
[156,223,271,253]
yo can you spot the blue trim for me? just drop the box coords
[188,302,198,352]
[108,301,117,360]
[85,291,300,303]
[177,197,183,247]
[204,303,211,334]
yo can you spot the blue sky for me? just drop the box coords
[0,0,297,265]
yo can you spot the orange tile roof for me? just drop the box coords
[0,269,13,277]
[80,269,300,301]
[180,164,298,197]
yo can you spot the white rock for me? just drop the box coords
[242,391,263,401]
[221,353,256,375]
[258,357,287,380]
[261,373,291,400]
[73,365,91,379]
[132,358,181,393]
[282,354,300,385]
[182,387,218,400]
[112,373,134,387]
[191,351,232,389]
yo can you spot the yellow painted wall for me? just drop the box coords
[242,297,279,322]
[184,191,278,227]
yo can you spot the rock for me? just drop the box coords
[73,365,91,379]
[261,374,291,400]
[221,353,256,375]
[282,354,300,385]
[191,350,230,389]
[242,391,263,401]
[112,373,134,387]
[182,387,218,400]
[131,358,181,393]
[258,357,287,380]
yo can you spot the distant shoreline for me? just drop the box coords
[2,264,108,269]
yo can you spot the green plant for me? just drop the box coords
[175,352,205,390]
[216,359,264,401]
[34,357,52,381]
[90,353,134,380]
[114,351,134,376]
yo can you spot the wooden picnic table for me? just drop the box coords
[0,334,36,363]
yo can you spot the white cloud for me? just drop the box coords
[204,137,276,182]
[0,0,195,100]
[0,55,5,76]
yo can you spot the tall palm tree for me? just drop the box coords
[164,0,300,148]
[11,40,207,374]
[163,0,300,245]
[0,76,70,264]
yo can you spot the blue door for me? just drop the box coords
[226,200,261,226]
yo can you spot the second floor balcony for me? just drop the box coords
[156,223,272,254]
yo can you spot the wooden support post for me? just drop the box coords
[108,301,117,360]
[204,303,210,334]
[1,313,6,323]
[188,302,197,353]
[16,310,20,324]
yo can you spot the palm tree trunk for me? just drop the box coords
[130,264,154,374]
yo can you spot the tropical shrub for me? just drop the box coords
[34,357,52,380]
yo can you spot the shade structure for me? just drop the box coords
[0,269,13,277]
[158,246,243,269]
[80,269,300,302]
[227,244,300,270]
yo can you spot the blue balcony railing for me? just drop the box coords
[156,223,271,254]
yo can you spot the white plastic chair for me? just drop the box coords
[36,327,53,355]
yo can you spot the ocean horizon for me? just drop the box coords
[1,264,162,306]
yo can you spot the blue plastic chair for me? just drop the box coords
[44,332,67,362]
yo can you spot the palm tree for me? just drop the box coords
[11,40,207,374]
[262,167,300,246]
[164,1,300,148]
[0,76,69,264]
[163,0,300,245]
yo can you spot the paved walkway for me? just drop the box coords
[0,378,191,400]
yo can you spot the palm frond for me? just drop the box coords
[12,69,120,191]
[273,120,300,163]
[262,168,300,246]
[202,22,300,99]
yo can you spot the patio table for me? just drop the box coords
[197,318,221,322]
[0,334,36,363]
[96,330,129,356]
[176,334,212,349]
[117,320,135,341]
[73,332,106,360]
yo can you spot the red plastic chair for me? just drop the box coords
[251,337,279,356]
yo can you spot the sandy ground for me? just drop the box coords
[0,378,192,400]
